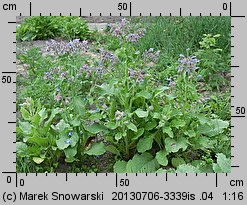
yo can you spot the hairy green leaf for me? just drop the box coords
[145,121,157,131]
[126,152,160,173]
[137,135,154,153]
[165,137,188,153]
[85,142,106,155]
[155,150,168,166]
[177,164,201,173]
[114,160,127,173]
[213,153,231,173]
[84,124,107,134]
[127,122,137,132]
[32,157,44,164]
[171,157,186,168]
[136,90,152,99]
[162,127,174,138]
[135,109,148,118]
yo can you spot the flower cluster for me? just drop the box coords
[126,28,146,43]
[110,18,129,38]
[43,72,54,80]
[177,49,199,76]
[109,19,146,43]
[99,49,118,64]
[78,64,91,78]
[46,39,90,55]
[43,67,69,81]
[142,48,161,64]
[128,68,146,82]
[21,97,31,107]
[115,110,124,121]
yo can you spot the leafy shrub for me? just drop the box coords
[16,17,91,41]
[17,17,59,41]
[56,17,91,40]
[196,34,229,90]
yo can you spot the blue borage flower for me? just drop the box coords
[56,87,60,92]
[177,50,200,76]
[46,39,90,55]
[197,74,202,79]
[65,139,71,144]
[68,130,73,137]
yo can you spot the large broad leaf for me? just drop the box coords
[136,90,152,99]
[16,142,28,157]
[197,119,229,137]
[38,108,48,123]
[114,160,128,173]
[155,168,166,173]
[155,150,168,166]
[165,137,188,153]
[98,82,116,95]
[127,122,137,132]
[213,153,231,173]
[73,97,85,115]
[135,109,148,118]
[90,113,103,121]
[56,137,70,150]
[171,119,186,129]
[145,121,157,131]
[162,127,174,138]
[105,145,120,155]
[177,164,201,173]
[171,157,186,168]
[70,132,79,147]
[55,131,79,149]
[24,135,49,147]
[126,152,160,173]
[114,153,161,173]
[64,146,77,159]
[84,124,107,134]
[132,128,144,140]
[19,121,32,135]
[105,121,117,130]
[137,135,154,153]
[115,132,123,140]
[54,119,70,132]
[154,86,169,97]
[20,107,30,121]
[85,142,106,155]
[43,108,59,132]
[184,130,196,138]
[32,157,44,164]
[197,136,212,148]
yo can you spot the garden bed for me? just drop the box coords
[16,16,231,173]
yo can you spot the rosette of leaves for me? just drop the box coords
[17,98,60,166]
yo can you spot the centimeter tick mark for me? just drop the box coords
[16,172,18,187]
[215,174,218,187]
[30,2,32,16]
[130,2,132,16]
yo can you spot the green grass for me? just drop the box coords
[135,17,231,65]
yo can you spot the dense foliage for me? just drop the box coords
[16,17,231,173]
[16,16,92,41]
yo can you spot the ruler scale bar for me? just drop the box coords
[0,0,246,204]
